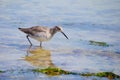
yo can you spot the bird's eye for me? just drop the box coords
[58,27,61,30]
[58,28,61,30]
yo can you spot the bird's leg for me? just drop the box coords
[26,35,32,46]
[40,42,42,48]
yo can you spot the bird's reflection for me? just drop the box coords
[25,46,56,68]
[25,46,75,76]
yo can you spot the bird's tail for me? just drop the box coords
[18,27,25,32]
[18,27,30,34]
[18,28,22,31]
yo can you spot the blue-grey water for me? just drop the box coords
[0,0,120,80]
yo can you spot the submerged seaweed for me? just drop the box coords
[89,40,110,46]
[32,67,120,79]
[0,70,4,73]
[32,67,75,76]
[95,72,120,79]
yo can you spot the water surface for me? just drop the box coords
[0,0,120,80]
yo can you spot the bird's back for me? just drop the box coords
[19,26,50,35]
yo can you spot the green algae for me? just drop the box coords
[80,72,120,79]
[32,67,74,76]
[0,70,4,73]
[32,67,120,79]
[89,40,109,46]
[94,72,120,79]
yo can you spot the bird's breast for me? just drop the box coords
[29,32,52,42]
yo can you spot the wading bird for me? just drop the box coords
[18,26,68,47]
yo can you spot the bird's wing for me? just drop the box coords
[19,26,50,36]
[30,26,48,32]
[29,26,49,35]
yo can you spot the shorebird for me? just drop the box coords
[18,26,68,47]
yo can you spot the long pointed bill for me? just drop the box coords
[61,31,69,39]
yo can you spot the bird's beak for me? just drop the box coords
[61,31,69,39]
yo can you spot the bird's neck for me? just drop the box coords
[50,28,57,37]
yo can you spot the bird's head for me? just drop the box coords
[54,26,63,32]
[54,26,69,39]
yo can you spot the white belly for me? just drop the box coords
[29,32,52,42]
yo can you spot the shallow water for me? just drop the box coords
[0,0,120,80]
